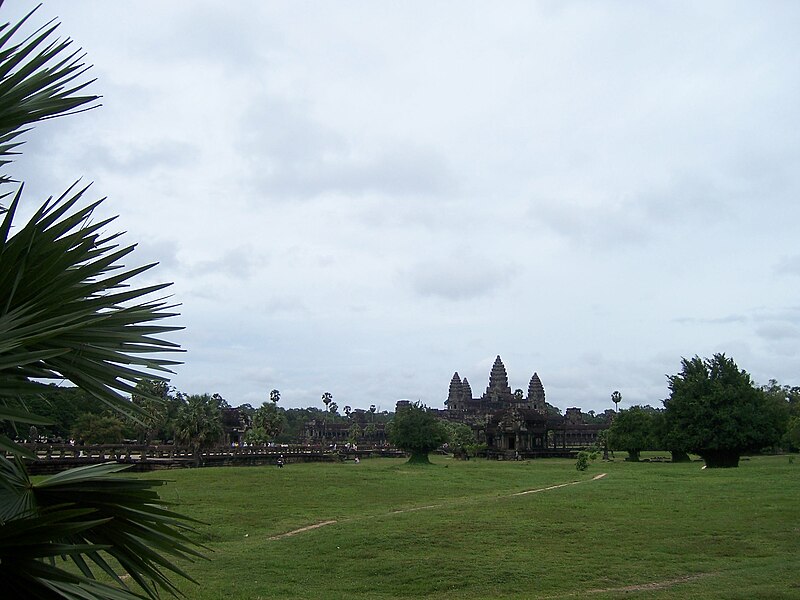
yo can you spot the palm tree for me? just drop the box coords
[0,7,203,599]
[612,390,622,413]
[174,394,224,466]
[269,389,280,404]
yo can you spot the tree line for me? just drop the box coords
[608,354,798,467]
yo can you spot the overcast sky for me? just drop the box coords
[6,1,800,413]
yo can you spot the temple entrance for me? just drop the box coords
[507,435,515,450]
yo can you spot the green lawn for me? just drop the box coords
[139,454,798,599]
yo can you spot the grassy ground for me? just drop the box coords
[139,454,798,599]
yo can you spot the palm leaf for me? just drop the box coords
[0,6,205,599]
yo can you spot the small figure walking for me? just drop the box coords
[277,455,284,468]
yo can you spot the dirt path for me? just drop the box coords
[268,520,338,540]
[537,573,713,598]
[268,473,607,540]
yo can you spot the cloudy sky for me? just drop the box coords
[6,1,800,413]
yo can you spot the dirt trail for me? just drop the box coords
[268,473,607,540]
[268,520,338,540]
[537,573,713,598]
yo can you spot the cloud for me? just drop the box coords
[775,255,800,277]
[405,251,517,301]
[238,96,453,200]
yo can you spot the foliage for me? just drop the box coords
[269,389,280,404]
[0,8,206,598]
[251,401,286,441]
[174,394,224,462]
[131,379,182,444]
[608,405,656,462]
[761,379,800,451]
[386,401,447,464]
[443,420,475,459]
[575,449,599,471]
[0,459,205,599]
[664,354,789,468]
[0,385,107,440]
[348,422,362,443]
[71,413,126,444]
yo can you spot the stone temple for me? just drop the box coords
[443,355,606,458]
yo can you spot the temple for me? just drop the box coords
[443,355,606,458]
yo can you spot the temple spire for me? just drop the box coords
[483,355,512,402]
[528,372,545,413]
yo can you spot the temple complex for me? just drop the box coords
[443,355,606,458]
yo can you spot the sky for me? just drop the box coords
[5,1,800,414]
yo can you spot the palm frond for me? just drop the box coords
[0,5,99,190]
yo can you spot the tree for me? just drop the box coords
[131,379,181,444]
[269,389,280,404]
[322,392,332,411]
[651,410,690,462]
[762,380,800,451]
[663,354,788,468]
[252,401,286,441]
[348,422,362,443]
[71,414,126,444]
[443,421,475,459]
[386,402,448,464]
[363,422,378,441]
[0,7,202,599]
[607,405,655,462]
[174,394,224,465]
[611,390,622,413]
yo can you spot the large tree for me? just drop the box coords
[664,354,788,468]
[607,405,655,462]
[0,7,202,598]
[386,402,447,464]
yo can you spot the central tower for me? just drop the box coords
[482,355,513,403]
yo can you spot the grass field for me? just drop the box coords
[142,454,798,599]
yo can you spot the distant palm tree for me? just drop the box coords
[270,389,280,403]
[612,390,622,413]
[0,7,203,599]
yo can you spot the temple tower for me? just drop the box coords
[527,372,545,413]
[483,355,513,403]
[447,372,464,410]
[461,377,472,402]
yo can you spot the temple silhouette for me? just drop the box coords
[443,355,606,458]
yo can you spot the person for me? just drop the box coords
[277,455,284,468]
[354,456,360,464]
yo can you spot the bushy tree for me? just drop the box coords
[664,354,788,468]
[71,413,126,444]
[762,380,800,451]
[386,402,447,464]
[607,405,655,462]
[443,421,475,459]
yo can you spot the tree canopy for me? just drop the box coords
[607,405,656,462]
[386,402,447,464]
[663,353,788,468]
